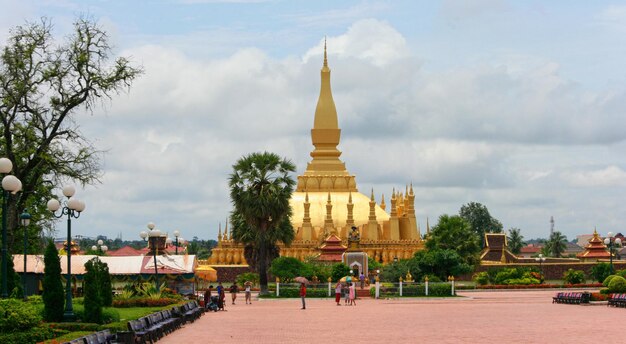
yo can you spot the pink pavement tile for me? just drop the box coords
[158,290,622,344]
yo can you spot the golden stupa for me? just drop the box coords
[209,42,424,266]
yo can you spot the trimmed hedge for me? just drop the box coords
[112,297,180,307]
[0,326,61,344]
[371,283,453,297]
[264,286,332,298]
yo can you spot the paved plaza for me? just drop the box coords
[160,290,622,344]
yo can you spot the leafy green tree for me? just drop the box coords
[459,202,503,247]
[330,263,350,282]
[545,231,567,258]
[0,17,142,246]
[591,263,612,283]
[368,256,382,271]
[229,152,296,295]
[100,261,113,307]
[269,257,305,283]
[507,228,525,254]
[426,214,481,267]
[83,258,103,324]
[413,249,472,281]
[42,241,63,322]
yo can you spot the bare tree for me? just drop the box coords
[0,17,142,248]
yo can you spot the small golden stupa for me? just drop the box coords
[209,41,424,266]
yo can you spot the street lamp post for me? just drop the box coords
[140,222,162,292]
[20,211,31,300]
[47,185,86,321]
[91,239,108,255]
[1,157,22,299]
[535,254,546,281]
[173,230,181,255]
[604,232,622,275]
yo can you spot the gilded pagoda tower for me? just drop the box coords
[209,42,424,266]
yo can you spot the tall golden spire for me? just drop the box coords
[296,39,356,192]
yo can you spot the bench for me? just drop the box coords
[552,292,589,304]
[62,329,120,344]
[608,293,626,307]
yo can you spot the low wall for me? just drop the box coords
[462,261,626,281]
[211,265,253,282]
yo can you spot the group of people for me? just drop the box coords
[203,281,253,311]
[334,281,357,306]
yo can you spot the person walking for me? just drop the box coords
[229,282,239,305]
[335,282,342,306]
[245,281,252,305]
[349,282,356,306]
[359,272,365,289]
[203,287,211,311]
[300,282,307,310]
[217,282,226,311]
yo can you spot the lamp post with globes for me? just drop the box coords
[20,211,31,300]
[165,230,183,255]
[91,240,108,255]
[1,157,22,299]
[47,185,85,321]
[535,254,546,281]
[604,232,622,275]
[140,222,161,292]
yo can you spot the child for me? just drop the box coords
[349,282,356,306]
[245,282,252,304]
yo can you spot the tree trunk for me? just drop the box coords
[258,221,270,296]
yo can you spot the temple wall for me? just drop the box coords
[459,261,626,281]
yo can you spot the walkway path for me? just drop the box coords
[159,290,622,343]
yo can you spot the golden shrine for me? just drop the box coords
[209,42,424,266]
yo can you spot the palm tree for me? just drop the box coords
[507,228,525,254]
[545,231,567,258]
[229,152,296,295]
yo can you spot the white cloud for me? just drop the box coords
[303,19,409,67]
[562,166,626,187]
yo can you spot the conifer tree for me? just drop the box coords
[83,258,102,324]
[42,241,64,322]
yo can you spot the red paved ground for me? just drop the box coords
[159,290,622,344]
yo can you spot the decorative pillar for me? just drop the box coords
[367,189,379,240]
[425,276,429,296]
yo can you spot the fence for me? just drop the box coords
[274,279,456,298]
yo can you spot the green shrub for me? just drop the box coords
[331,263,350,282]
[505,278,540,285]
[48,322,101,332]
[236,272,260,287]
[273,286,331,298]
[607,276,626,293]
[616,269,626,278]
[0,299,42,333]
[0,325,59,344]
[603,275,618,287]
[111,297,179,308]
[494,268,523,284]
[473,272,489,285]
[26,294,43,304]
[563,269,585,285]
[591,263,612,283]
[269,257,305,283]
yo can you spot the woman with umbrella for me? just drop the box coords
[295,277,308,310]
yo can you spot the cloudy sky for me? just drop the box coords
[2,0,626,242]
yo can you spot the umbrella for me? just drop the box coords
[294,276,309,284]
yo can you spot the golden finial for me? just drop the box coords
[327,191,331,202]
[391,188,396,199]
[348,192,352,203]
[409,182,414,195]
[381,194,385,206]
[323,36,328,67]
[305,191,309,203]
[370,188,375,201]
[218,223,222,243]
